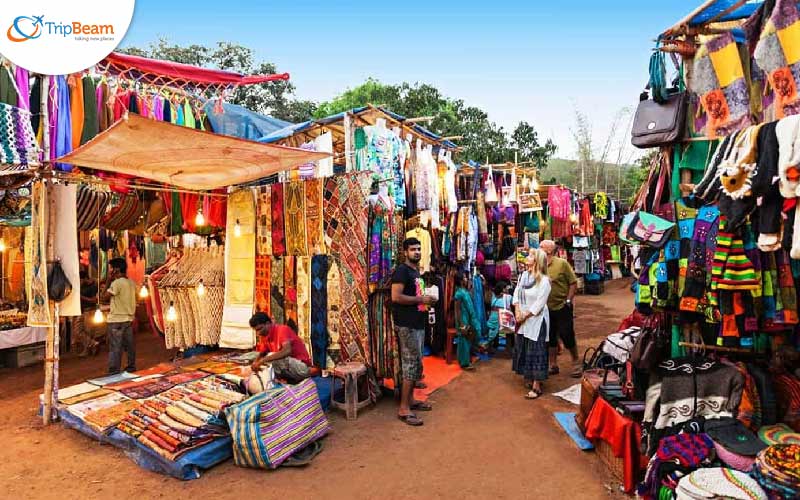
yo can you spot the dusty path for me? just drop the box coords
[0,279,635,499]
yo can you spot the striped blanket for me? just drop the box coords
[225,378,330,469]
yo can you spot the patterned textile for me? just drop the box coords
[27,181,50,327]
[284,181,307,256]
[84,400,141,433]
[255,185,272,256]
[754,0,800,118]
[369,287,399,384]
[691,32,752,138]
[271,183,286,256]
[101,194,143,231]
[295,256,312,355]
[0,102,40,169]
[752,444,800,499]
[368,195,397,293]
[220,189,256,350]
[120,379,176,400]
[284,256,298,326]
[225,378,330,469]
[326,259,341,360]
[270,257,285,324]
[310,255,329,369]
[323,172,371,362]
[255,256,271,314]
[76,185,112,231]
[305,178,325,255]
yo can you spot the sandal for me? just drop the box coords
[398,413,424,426]
[525,390,540,400]
[462,364,476,371]
[411,401,432,411]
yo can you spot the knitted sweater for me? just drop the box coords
[644,357,744,432]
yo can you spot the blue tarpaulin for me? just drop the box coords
[687,0,763,26]
[204,101,293,141]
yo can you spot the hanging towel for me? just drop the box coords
[305,178,325,255]
[296,256,312,356]
[219,189,256,349]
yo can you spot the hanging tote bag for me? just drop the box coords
[628,211,675,248]
[484,164,498,204]
[497,294,516,334]
[226,378,331,469]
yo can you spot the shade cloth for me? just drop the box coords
[101,52,290,87]
[57,114,330,191]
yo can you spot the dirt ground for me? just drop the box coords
[0,279,635,500]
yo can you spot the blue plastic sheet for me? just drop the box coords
[688,0,763,26]
[204,101,293,141]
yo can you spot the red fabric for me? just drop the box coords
[102,52,290,87]
[618,309,646,331]
[203,192,227,228]
[180,193,199,233]
[584,397,643,493]
[256,324,312,366]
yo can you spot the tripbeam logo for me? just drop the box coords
[0,0,135,75]
[7,15,116,43]
[6,15,44,42]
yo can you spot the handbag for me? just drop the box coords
[497,295,516,334]
[631,47,687,148]
[485,165,498,204]
[577,367,621,431]
[628,211,675,248]
[630,314,667,370]
[47,261,73,302]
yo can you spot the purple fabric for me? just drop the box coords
[54,75,72,171]
[14,67,29,110]
[47,76,57,161]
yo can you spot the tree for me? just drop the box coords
[315,79,555,164]
[119,39,316,123]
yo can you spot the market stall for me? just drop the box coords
[579,1,800,498]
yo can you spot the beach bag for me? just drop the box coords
[47,261,72,302]
[631,47,688,148]
[226,378,330,469]
[485,165,498,203]
[628,211,675,248]
[497,294,515,334]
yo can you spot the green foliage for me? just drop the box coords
[314,79,556,165]
[119,39,317,123]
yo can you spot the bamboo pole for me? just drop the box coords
[40,74,55,425]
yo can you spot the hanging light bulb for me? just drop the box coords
[0,238,6,253]
[93,307,105,324]
[139,283,149,299]
[531,177,540,191]
[196,279,206,297]
[195,208,206,227]
[166,301,177,322]
[233,219,242,238]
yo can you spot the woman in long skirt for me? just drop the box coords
[512,249,551,400]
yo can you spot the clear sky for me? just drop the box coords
[120,0,701,160]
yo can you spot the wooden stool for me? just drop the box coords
[330,362,372,420]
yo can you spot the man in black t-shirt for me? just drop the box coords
[391,237,436,426]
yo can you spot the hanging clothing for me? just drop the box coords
[68,74,84,150]
[405,227,432,274]
[81,76,99,145]
[368,194,397,293]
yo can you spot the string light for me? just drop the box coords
[0,238,6,253]
[93,307,105,324]
[196,279,205,297]
[166,301,177,322]
[195,208,205,227]
[139,283,149,299]
[233,219,242,238]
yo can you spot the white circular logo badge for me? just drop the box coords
[0,0,135,75]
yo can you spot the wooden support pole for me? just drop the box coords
[39,74,55,426]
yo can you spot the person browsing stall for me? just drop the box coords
[539,240,580,377]
[249,312,312,383]
[101,258,137,374]
[391,237,437,426]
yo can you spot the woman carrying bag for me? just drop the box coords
[512,250,551,400]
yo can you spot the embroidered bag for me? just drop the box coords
[628,211,676,248]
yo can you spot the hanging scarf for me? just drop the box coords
[296,256,312,355]
[271,183,286,256]
[284,181,307,256]
[284,255,298,326]
[305,178,325,254]
[326,259,341,359]
[27,181,51,326]
[14,66,29,111]
[255,185,272,256]
[54,75,73,171]
[254,256,271,314]
[270,257,285,324]
[68,75,84,150]
[310,255,329,369]
[81,76,99,145]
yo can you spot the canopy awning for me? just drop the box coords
[57,114,330,191]
[663,1,797,36]
[98,52,290,88]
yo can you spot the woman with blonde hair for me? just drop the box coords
[512,249,551,400]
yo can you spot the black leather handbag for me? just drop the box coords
[631,90,688,149]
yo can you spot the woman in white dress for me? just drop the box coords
[512,249,551,400]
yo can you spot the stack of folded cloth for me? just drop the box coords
[704,418,767,472]
[675,468,767,499]
[116,376,247,460]
[751,444,800,500]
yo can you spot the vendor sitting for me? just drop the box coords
[249,312,313,383]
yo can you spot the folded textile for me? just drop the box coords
[60,388,114,406]
[752,444,800,499]
[84,400,141,433]
[86,372,137,387]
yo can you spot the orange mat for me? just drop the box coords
[383,355,463,401]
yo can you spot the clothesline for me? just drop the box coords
[48,171,229,198]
